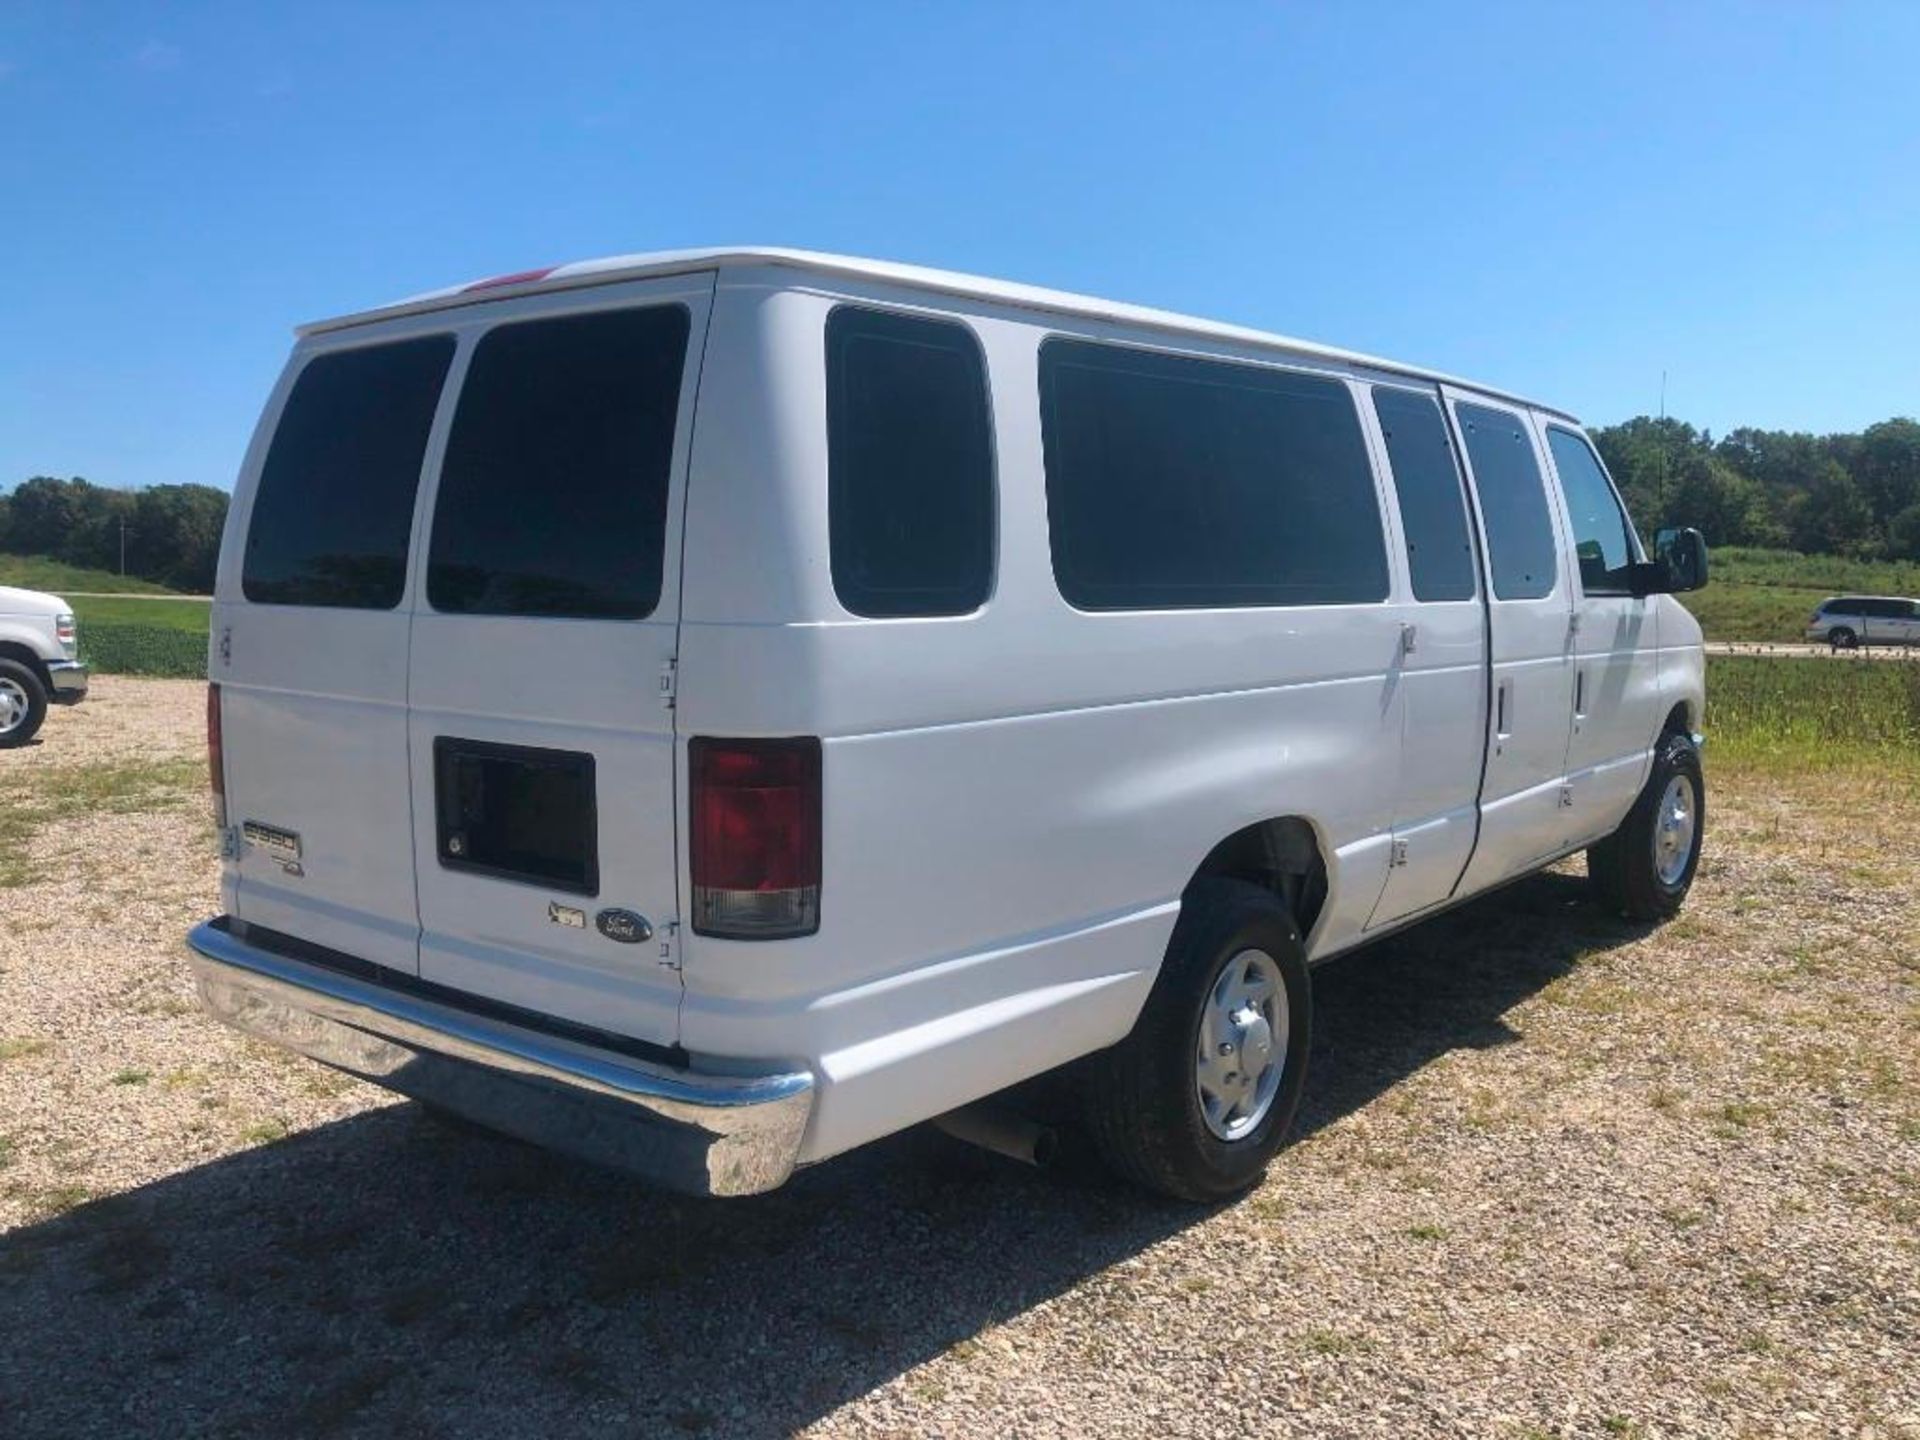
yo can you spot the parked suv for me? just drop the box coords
[1807,595,1920,648]
[0,585,88,746]
[187,249,1711,1201]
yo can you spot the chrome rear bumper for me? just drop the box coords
[184,919,814,1196]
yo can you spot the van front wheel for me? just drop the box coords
[1083,878,1311,1202]
[1587,731,1705,921]
[0,660,48,748]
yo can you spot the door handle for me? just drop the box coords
[1495,678,1513,739]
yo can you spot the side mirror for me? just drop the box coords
[1653,527,1710,594]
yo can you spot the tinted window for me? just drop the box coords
[1455,402,1557,600]
[1548,427,1637,596]
[1372,388,1476,602]
[428,305,690,619]
[826,307,994,617]
[1039,340,1388,609]
[243,337,454,608]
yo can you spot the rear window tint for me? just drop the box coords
[243,336,454,608]
[1455,402,1557,601]
[826,306,994,617]
[428,305,690,620]
[1039,339,1388,610]
[1372,387,1476,602]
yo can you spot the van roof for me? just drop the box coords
[299,246,1578,422]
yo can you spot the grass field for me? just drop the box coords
[67,595,211,631]
[1683,547,1920,644]
[0,554,186,596]
[1708,652,1920,768]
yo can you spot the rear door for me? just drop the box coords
[217,331,456,971]
[408,274,712,1047]
[1444,389,1579,892]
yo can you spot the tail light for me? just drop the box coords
[207,683,227,829]
[689,737,821,939]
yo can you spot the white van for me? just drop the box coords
[187,249,1709,1201]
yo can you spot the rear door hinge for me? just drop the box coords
[657,920,681,971]
[659,656,677,710]
[219,825,242,860]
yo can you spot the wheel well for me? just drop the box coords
[1189,817,1328,942]
[1661,701,1692,739]
[0,642,51,691]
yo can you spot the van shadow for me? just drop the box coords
[1,871,1640,1440]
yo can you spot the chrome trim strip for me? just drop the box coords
[184,919,814,1196]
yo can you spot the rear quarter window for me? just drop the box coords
[242,336,455,608]
[825,306,995,618]
[428,304,691,620]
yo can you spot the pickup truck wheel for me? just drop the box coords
[1587,731,1705,921]
[1083,877,1311,1202]
[0,661,48,748]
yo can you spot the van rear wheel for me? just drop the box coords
[0,660,48,748]
[1082,878,1311,1202]
[1587,731,1705,921]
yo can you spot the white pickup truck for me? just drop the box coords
[0,586,88,746]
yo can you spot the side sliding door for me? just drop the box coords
[1445,389,1578,892]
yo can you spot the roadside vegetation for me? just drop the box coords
[0,554,184,595]
[1707,652,1920,768]
[0,553,211,677]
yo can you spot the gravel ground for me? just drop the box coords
[2,678,1916,1439]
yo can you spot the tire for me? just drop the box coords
[1082,877,1312,1202]
[1828,626,1858,650]
[0,660,48,748]
[1587,731,1705,921]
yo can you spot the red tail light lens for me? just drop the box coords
[689,737,821,939]
[206,682,227,829]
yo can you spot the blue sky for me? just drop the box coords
[3,2,1918,493]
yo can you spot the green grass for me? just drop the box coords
[1706,653,1920,768]
[0,554,185,595]
[1675,548,1920,644]
[1683,548,1920,644]
[1680,583,1830,643]
[69,595,211,631]
[1709,546,1920,595]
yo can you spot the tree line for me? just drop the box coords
[1591,415,1920,561]
[0,476,229,592]
[4,412,1919,591]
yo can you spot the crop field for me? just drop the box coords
[1,671,1915,1439]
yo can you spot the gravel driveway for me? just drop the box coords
[2,679,1916,1439]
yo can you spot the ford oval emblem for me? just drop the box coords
[595,908,652,945]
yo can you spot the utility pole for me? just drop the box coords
[1656,370,1669,525]
[120,518,127,576]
